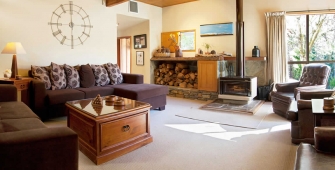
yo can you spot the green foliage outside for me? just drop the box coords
[286,14,335,89]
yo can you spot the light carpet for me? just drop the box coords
[176,99,269,129]
[44,96,297,170]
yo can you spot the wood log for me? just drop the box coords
[175,66,181,73]
[174,82,180,86]
[189,72,196,80]
[169,70,175,76]
[184,74,190,79]
[161,63,166,68]
[176,63,188,69]
[179,82,187,88]
[177,73,184,79]
[187,83,194,88]
[160,80,164,85]
[194,83,198,89]
[169,81,175,86]
[159,65,163,69]
[176,79,183,83]
[167,64,174,69]
[181,69,189,74]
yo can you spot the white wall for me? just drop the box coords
[0,0,162,82]
[162,0,335,57]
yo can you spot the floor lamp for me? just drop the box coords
[1,42,26,79]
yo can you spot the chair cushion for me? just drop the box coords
[76,86,114,98]
[299,64,330,86]
[91,64,110,86]
[50,62,67,90]
[79,64,95,88]
[112,84,168,100]
[31,65,52,90]
[64,64,80,89]
[0,102,39,119]
[0,118,46,133]
[46,89,85,105]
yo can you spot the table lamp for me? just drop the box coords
[1,42,26,79]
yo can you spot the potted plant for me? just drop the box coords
[203,43,211,54]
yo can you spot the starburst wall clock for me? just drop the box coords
[48,1,93,49]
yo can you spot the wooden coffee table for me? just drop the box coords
[66,96,153,165]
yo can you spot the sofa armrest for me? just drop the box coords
[30,79,47,117]
[314,127,335,154]
[122,73,143,84]
[299,90,334,100]
[0,127,78,170]
[0,84,17,102]
[275,81,299,92]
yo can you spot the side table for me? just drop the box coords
[311,99,335,127]
[0,77,33,106]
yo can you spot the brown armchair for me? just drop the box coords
[294,127,335,170]
[287,90,334,144]
[270,64,330,118]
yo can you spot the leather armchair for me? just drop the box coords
[271,64,330,118]
[295,127,335,170]
[287,90,334,144]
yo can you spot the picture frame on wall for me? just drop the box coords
[200,22,233,37]
[134,34,147,49]
[136,51,144,66]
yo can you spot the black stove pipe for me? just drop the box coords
[236,0,245,77]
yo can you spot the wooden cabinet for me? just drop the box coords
[197,61,218,92]
[0,78,33,106]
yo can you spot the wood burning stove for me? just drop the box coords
[219,77,252,96]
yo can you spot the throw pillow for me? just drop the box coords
[105,63,123,85]
[91,64,110,86]
[31,65,52,90]
[64,64,80,89]
[50,62,67,90]
[79,64,95,88]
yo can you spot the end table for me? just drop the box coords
[311,99,335,127]
[0,77,33,106]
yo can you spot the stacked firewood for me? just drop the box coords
[154,62,198,88]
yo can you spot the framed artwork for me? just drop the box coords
[200,22,233,37]
[136,51,144,66]
[134,34,147,49]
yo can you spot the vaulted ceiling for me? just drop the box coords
[106,0,198,8]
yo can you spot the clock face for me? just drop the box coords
[48,1,93,49]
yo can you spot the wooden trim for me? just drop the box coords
[106,0,128,7]
[117,36,132,73]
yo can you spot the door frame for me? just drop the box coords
[117,36,132,73]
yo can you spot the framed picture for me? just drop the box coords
[200,22,233,37]
[134,34,147,49]
[136,51,144,66]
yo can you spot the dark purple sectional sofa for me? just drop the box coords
[0,84,78,170]
[29,69,168,120]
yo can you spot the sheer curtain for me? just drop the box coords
[265,11,287,85]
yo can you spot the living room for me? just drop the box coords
[1,0,335,170]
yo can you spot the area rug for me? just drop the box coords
[176,99,269,129]
[200,99,265,114]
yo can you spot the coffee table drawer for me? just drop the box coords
[100,112,147,150]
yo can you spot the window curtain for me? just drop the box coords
[265,11,287,86]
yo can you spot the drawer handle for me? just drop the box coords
[20,84,25,89]
[122,125,130,132]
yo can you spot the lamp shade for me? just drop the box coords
[1,42,26,54]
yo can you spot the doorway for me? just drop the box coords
[117,36,131,73]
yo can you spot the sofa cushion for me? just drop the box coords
[31,65,52,90]
[105,63,123,85]
[50,62,67,90]
[79,64,95,88]
[112,84,168,100]
[46,89,85,105]
[64,64,80,89]
[91,64,110,86]
[76,86,114,98]
[0,102,39,119]
[0,118,46,133]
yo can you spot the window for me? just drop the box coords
[161,30,196,52]
[286,13,335,88]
